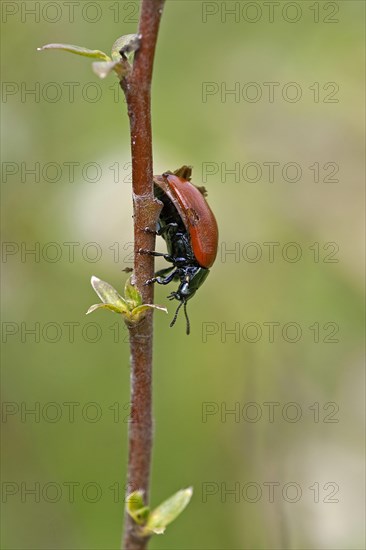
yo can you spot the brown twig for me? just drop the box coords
[119,1,165,548]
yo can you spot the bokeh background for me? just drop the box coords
[1,1,365,549]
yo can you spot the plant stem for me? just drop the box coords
[120,1,165,548]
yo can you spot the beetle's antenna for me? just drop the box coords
[183,301,190,335]
[170,301,183,328]
[169,300,190,335]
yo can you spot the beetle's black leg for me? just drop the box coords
[138,248,174,262]
[143,222,179,236]
[144,269,179,286]
[155,267,175,278]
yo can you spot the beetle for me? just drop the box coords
[141,166,218,335]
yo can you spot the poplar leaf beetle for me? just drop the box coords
[142,166,218,335]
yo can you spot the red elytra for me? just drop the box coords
[153,173,219,268]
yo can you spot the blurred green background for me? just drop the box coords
[1,1,365,549]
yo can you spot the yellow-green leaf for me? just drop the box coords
[86,303,127,315]
[125,276,142,307]
[37,43,110,61]
[90,276,127,308]
[126,491,150,525]
[143,487,193,536]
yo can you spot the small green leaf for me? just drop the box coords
[111,34,141,61]
[92,60,125,79]
[87,275,167,325]
[37,43,110,61]
[127,490,145,512]
[124,276,142,307]
[91,276,126,308]
[143,487,193,536]
[126,491,150,525]
[86,303,127,315]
